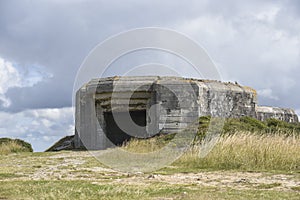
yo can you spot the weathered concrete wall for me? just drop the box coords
[195,80,257,118]
[74,76,298,150]
[256,106,298,122]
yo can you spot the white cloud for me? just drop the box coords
[257,88,279,100]
[42,136,51,142]
[0,57,22,107]
[176,3,300,110]
[0,107,74,151]
[178,6,300,74]
[0,57,52,108]
[178,15,237,49]
[251,5,280,23]
[0,0,299,151]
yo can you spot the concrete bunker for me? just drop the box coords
[74,76,299,150]
[92,79,182,147]
[102,110,146,145]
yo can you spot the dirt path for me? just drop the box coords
[12,151,295,192]
[116,171,299,192]
[1,151,298,193]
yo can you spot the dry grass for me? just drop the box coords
[176,132,300,171]
[0,140,29,155]
[121,134,174,153]
[122,132,300,171]
[0,145,299,199]
[1,179,299,200]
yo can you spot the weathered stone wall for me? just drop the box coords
[74,76,298,150]
[195,80,257,118]
[256,106,298,122]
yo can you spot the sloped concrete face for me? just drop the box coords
[74,76,298,150]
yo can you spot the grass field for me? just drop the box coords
[0,150,299,200]
[1,129,300,200]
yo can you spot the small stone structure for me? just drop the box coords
[74,76,298,150]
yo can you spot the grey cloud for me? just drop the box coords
[0,0,208,112]
[0,1,299,112]
[1,0,300,151]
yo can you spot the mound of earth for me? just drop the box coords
[0,138,33,152]
[46,135,76,151]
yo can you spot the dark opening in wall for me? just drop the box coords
[103,110,147,146]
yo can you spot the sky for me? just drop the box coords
[0,0,299,151]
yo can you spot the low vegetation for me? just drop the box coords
[197,116,300,139]
[123,132,300,172]
[122,116,300,172]
[175,133,300,172]
[1,150,299,200]
[1,117,299,199]
[1,179,299,200]
[0,138,33,154]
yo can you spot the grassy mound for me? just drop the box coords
[176,133,300,171]
[0,138,33,154]
[46,135,75,152]
[122,116,300,171]
[198,116,300,139]
[124,116,300,151]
